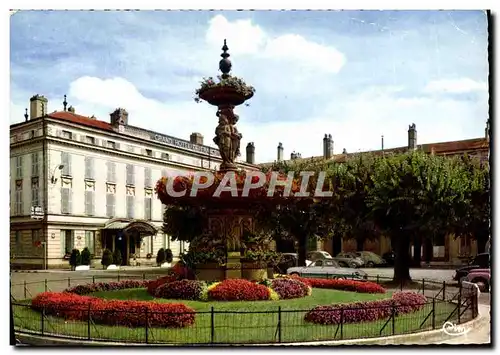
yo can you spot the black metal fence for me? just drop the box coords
[11,274,479,345]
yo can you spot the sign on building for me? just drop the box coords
[30,206,44,220]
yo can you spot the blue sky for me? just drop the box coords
[10,10,489,163]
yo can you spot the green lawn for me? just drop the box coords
[13,288,457,344]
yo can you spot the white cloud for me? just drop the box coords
[205,15,346,74]
[423,78,488,94]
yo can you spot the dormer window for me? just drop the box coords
[85,136,95,144]
[145,149,153,157]
[107,141,116,149]
[161,153,170,160]
[62,130,72,140]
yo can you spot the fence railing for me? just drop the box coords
[12,295,477,344]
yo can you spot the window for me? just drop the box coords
[107,141,116,149]
[15,156,23,179]
[31,229,40,247]
[315,260,323,267]
[15,190,23,215]
[126,164,135,185]
[161,153,170,160]
[61,230,74,255]
[62,130,72,139]
[31,180,39,207]
[106,193,115,218]
[31,153,39,176]
[106,161,116,183]
[126,195,134,219]
[144,167,152,188]
[61,152,72,176]
[61,187,72,214]
[15,231,22,254]
[85,157,95,180]
[144,197,152,220]
[85,190,95,216]
[85,136,95,144]
[145,149,153,157]
[85,231,95,255]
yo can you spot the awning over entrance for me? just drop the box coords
[103,219,158,236]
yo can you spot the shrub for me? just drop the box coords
[271,278,310,299]
[65,280,148,295]
[69,249,81,270]
[156,248,166,266]
[165,248,174,263]
[208,279,270,301]
[146,268,186,296]
[304,291,427,325]
[101,249,113,269]
[81,247,91,266]
[290,276,386,294]
[113,249,123,266]
[154,280,206,300]
[31,292,195,328]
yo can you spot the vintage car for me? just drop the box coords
[275,253,312,274]
[334,252,366,268]
[354,251,387,267]
[453,253,490,281]
[286,259,368,280]
[463,268,490,293]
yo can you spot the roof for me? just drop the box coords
[260,137,488,167]
[48,111,112,131]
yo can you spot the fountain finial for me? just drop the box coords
[219,39,232,77]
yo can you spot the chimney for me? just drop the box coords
[190,132,204,145]
[277,142,284,162]
[381,135,384,150]
[68,106,75,113]
[408,123,417,150]
[246,142,255,164]
[29,95,48,119]
[323,134,333,159]
[290,151,301,160]
[110,108,129,126]
[342,148,347,154]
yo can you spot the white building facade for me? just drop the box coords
[10,95,257,269]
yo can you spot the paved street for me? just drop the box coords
[361,267,455,283]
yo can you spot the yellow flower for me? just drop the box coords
[268,288,280,301]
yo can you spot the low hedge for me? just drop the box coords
[31,292,195,328]
[290,276,386,294]
[65,280,148,295]
[155,280,207,301]
[270,278,311,300]
[304,291,427,325]
[147,275,179,296]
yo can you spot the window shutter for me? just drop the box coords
[61,189,67,214]
[85,231,89,248]
[92,191,96,216]
[61,231,66,256]
[145,167,152,187]
[144,197,151,220]
[85,190,92,215]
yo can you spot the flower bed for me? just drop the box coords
[304,291,427,325]
[208,279,272,301]
[31,292,195,328]
[154,280,207,301]
[290,276,386,294]
[65,280,148,295]
[270,278,311,300]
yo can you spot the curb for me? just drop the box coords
[15,306,489,346]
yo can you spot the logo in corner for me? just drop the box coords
[442,321,471,336]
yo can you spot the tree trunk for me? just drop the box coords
[297,234,308,266]
[393,235,412,284]
[424,237,433,264]
[413,237,422,268]
[356,238,364,252]
[477,232,488,254]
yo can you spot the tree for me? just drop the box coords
[367,151,471,283]
[69,249,81,270]
[101,249,113,269]
[113,249,123,266]
[156,248,166,266]
[165,248,174,263]
[81,247,91,266]
[258,158,338,266]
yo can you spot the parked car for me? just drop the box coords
[453,253,490,281]
[354,251,387,267]
[287,259,368,280]
[334,252,365,268]
[463,268,490,293]
[382,251,395,266]
[307,251,333,261]
[275,253,312,274]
